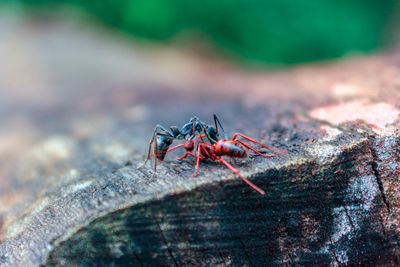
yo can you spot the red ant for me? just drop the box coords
[189,115,286,195]
[143,115,286,195]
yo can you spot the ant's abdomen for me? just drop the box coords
[217,140,247,158]
[156,136,173,160]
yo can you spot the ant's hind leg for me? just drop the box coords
[232,132,287,154]
[137,134,156,170]
[218,157,265,195]
[236,140,275,158]
[152,139,158,176]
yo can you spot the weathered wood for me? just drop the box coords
[0,17,400,266]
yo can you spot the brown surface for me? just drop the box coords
[0,15,400,266]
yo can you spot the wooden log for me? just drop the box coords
[0,17,399,266]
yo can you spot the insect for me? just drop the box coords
[143,115,286,195]
[138,116,207,171]
[188,114,286,195]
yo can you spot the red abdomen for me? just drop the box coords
[215,140,247,158]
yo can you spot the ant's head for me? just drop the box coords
[205,125,219,143]
[170,126,180,138]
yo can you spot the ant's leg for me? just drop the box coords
[218,157,265,195]
[137,134,156,169]
[177,152,190,160]
[192,143,203,177]
[189,152,200,158]
[149,143,185,158]
[178,151,203,160]
[236,140,275,158]
[192,143,212,177]
[168,143,185,152]
[232,133,287,154]
[153,139,157,172]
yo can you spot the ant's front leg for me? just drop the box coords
[176,151,198,160]
[148,143,185,159]
[192,142,212,177]
[192,143,203,177]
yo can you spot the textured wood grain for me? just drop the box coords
[0,16,399,266]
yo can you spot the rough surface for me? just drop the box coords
[0,15,400,266]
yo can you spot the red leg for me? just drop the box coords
[167,143,185,152]
[177,152,189,160]
[192,143,203,177]
[148,143,185,158]
[218,157,265,195]
[192,142,213,177]
[177,151,198,160]
[197,133,207,144]
[232,133,287,154]
[236,140,275,158]
[179,151,202,160]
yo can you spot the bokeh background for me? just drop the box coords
[3,0,400,66]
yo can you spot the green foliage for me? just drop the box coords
[15,0,397,65]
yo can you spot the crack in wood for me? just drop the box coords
[218,251,228,267]
[328,235,341,266]
[344,206,355,231]
[306,110,392,215]
[239,239,253,266]
[367,136,391,215]
[154,216,179,267]
[134,252,144,267]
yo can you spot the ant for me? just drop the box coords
[189,115,286,195]
[138,116,207,171]
[143,115,286,195]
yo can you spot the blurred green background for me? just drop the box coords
[5,0,399,65]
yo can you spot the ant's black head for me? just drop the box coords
[170,126,180,138]
[179,116,206,139]
[205,125,219,143]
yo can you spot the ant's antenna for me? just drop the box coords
[214,114,228,139]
